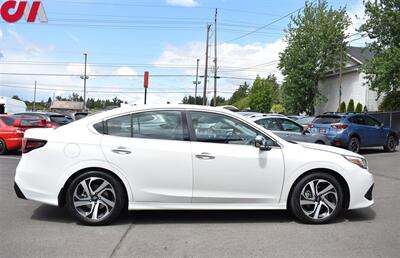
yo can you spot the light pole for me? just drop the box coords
[193,59,201,105]
[80,53,89,111]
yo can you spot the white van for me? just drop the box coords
[0,96,27,114]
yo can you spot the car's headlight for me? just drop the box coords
[343,155,368,169]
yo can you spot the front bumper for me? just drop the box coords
[14,182,27,199]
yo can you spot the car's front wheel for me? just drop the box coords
[383,135,397,152]
[66,171,126,226]
[289,173,343,224]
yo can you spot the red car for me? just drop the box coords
[0,115,46,155]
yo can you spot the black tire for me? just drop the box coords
[66,171,126,226]
[289,172,343,224]
[383,135,397,152]
[315,140,325,145]
[347,137,360,153]
[0,138,7,155]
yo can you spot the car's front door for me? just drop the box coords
[276,118,307,142]
[363,115,387,146]
[189,111,285,204]
[100,110,193,203]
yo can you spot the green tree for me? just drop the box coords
[355,102,363,113]
[248,76,276,113]
[379,91,400,111]
[359,0,400,97]
[339,101,346,113]
[234,96,250,110]
[347,99,355,112]
[271,104,286,114]
[227,82,250,105]
[279,0,350,114]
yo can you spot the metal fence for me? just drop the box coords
[367,111,400,135]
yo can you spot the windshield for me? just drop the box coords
[313,116,342,124]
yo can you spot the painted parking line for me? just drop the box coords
[0,156,21,160]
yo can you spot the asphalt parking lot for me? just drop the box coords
[0,149,399,258]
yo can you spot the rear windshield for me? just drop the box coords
[75,113,88,120]
[0,116,15,126]
[50,115,69,124]
[313,116,342,124]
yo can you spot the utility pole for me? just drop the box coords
[203,24,211,106]
[338,43,343,108]
[33,80,37,112]
[193,58,200,105]
[213,8,218,107]
[81,53,88,111]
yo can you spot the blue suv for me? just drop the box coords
[311,113,399,153]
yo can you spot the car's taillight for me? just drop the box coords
[331,123,348,130]
[15,129,25,135]
[46,122,57,128]
[21,139,47,153]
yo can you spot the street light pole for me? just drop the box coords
[194,58,200,105]
[82,53,88,111]
[33,80,37,111]
[203,24,211,106]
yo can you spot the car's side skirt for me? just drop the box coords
[128,202,287,210]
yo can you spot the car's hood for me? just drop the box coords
[298,142,364,158]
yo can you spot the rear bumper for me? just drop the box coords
[4,137,23,151]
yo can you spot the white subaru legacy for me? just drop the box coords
[15,105,374,225]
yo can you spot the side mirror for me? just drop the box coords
[255,135,272,151]
[302,128,310,135]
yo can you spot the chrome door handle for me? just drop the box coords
[195,153,215,160]
[111,148,132,155]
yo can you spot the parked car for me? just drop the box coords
[15,105,374,225]
[71,112,89,121]
[0,115,46,154]
[286,115,304,121]
[14,112,70,128]
[250,115,330,145]
[297,116,316,129]
[311,113,399,153]
[219,105,240,112]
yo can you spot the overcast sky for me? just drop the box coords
[0,0,367,104]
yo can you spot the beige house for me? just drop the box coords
[315,47,382,115]
[50,101,84,113]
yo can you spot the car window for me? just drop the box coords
[349,116,365,125]
[50,115,69,124]
[191,111,274,146]
[256,118,281,131]
[106,114,132,137]
[0,116,15,126]
[132,111,185,141]
[313,116,342,124]
[278,119,303,132]
[363,116,381,127]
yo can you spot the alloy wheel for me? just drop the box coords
[349,138,360,153]
[300,179,338,220]
[388,136,396,151]
[73,177,116,221]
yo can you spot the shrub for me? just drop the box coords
[339,101,346,113]
[347,99,355,112]
[355,102,363,112]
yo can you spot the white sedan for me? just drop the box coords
[14,105,374,225]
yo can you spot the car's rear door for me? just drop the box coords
[189,111,285,204]
[100,110,193,203]
[276,118,307,142]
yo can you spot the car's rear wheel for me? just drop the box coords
[289,173,343,224]
[348,137,360,153]
[66,171,126,226]
[0,139,7,155]
[383,135,397,152]
[315,140,325,145]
